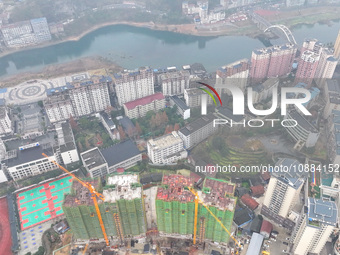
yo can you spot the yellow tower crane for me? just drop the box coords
[187,187,242,253]
[42,153,110,246]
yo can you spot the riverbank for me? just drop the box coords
[0,5,339,59]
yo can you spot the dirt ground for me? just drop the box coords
[0,56,122,88]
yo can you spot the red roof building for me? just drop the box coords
[250,185,265,197]
[260,220,273,238]
[241,194,259,210]
[261,171,270,181]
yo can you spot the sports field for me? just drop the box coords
[0,197,12,255]
[17,176,73,230]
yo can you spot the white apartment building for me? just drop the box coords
[169,96,190,120]
[0,99,12,135]
[55,122,79,167]
[4,145,58,180]
[251,78,279,104]
[284,110,320,148]
[323,79,340,118]
[81,147,108,178]
[184,87,213,108]
[0,21,36,48]
[178,115,216,149]
[160,70,190,96]
[30,17,51,43]
[114,67,154,106]
[291,198,338,255]
[147,131,187,164]
[123,93,165,119]
[315,48,337,87]
[262,158,307,229]
[216,59,249,95]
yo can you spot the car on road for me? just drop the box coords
[283,242,288,245]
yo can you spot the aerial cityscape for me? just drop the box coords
[0,0,340,255]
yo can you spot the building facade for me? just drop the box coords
[169,96,190,120]
[334,29,340,59]
[295,50,320,86]
[0,99,12,135]
[160,70,190,96]
[323,79,340,118]
[30,17,51,43]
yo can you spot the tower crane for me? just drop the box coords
[187,187,242,254]
[42,153,110,246]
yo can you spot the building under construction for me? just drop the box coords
[156,175,236,244]
[62,173,146,243]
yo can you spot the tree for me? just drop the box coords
[85,138,91,149]
[162,111,169,124]
[37,101,43,108]
[174,123,180,131]
[118,126,126,140]
[77,141,83,152]
[69,115,79,131]
[135,122,142,135]
[34,246,45,255]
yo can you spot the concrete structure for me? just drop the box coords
[251,78,279,104]
[169,96,190,120]
[81,140,141,178]
[215,107,246,131]
[63,173,146,242]
[216,59,249,95]
[0,164,8,183]
[284,110,320,148]
[3,144,57,180]
[160,70,190,96]
[184,87,213,108]
[291,83,320,109]
[286,0,305,7]
[323,79,340,118]
[178,115,217,149]
[315,48,337,87]
[295,50,320,86]
[0,21,36,48]
[245,232,264,255]
[54,122,79,167]
[262,158,307,229]
[334,29,340,59]
[113,67,154,106]
[0,99,12,135]
[250,44,297,83]
[260,220,273,239]
[156,175,236,243]
[30,17,51,43]
[123,93,165,119]
[326,110,340,166]
[291,198,338,255]
[99,112,120,141]
[147,131,187,164]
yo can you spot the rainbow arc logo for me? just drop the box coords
[198,82,222,115]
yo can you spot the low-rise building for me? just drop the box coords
[99,112,120,141]
[123,93,165,119]
[0,99,12,136]
[284,110,320,148]
[178,115,217,149]
[147,131,187,164]
[169,96,190,120]
[80,147,108,178]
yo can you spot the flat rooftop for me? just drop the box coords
[288,110,318,133]
[63,180,99,207]
[103,174,141,203]
[179,115,215,136]
[56,122,76,152]
[308,198,337,226]
[170,96,189,111]
[81,148,106,170]
[148,131,183,150]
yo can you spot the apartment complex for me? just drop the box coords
[250,44,297,82]
[178,115,216,149]
[323,79,340,118]
[30,17,51,43]
[156,175,236,243]
[315,48,337,86]
[63,174,146,241]
[44,76,111,122]
[326,110,340,166]
[250,78,279,104]
[0,99,12,135]
[291,198,338,255]
[169,96,190,120]
[123,93,165,119]
[113,67,154,106]
[216,59,249,94]
[262,158,307,229]
[147,131,187,164]
[54,122,79,167]
[283,110,320,148]
[160,70,190,96]
[184,87,213,108]
[295,50,320,86]
[81,140,142,178]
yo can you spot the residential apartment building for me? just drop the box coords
[326,110,340,166]
[178,115,217,149]
[284,110,320,148]
[54,122,79,167]
[295,50,320,86]
[113,67,154,106]
[323,79,340,118]
[250,78,279,104]
[216,59,249,95]
[250,44,297,83]
[160,70,190,96]
[4,144,57,181]
[123,93,165,119]
[98,112,120,141]
[334,29,340,59]
[262,158,307,229]
[169,96,190,120]
[147,131,187,164]
[0,99,12,135]
[184,87,213,108]
[30,17,51,43]
[0,21,36,48]
[315,48,337,86]
[44,85,74,123]
[291,198,338,255]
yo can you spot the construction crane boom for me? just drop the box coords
[42,153,109,246]
[188,187,241,252]
[193,197,198,244]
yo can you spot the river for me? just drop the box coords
[0,21,340,77]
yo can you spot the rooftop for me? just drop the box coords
[216,107,244,122]
[288,109,318,133]
[148,131,183,150]
[170,96,189,111]
[156,175,195,202]
[64,179,100,207]
[241,194,259,210]
[307,198,338,227]
[246,233,264,255]
[179,115,215,136]
[159,70,190,80]
[80,147,107,170]
[55,122,76,153]
[124,93,165,111]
